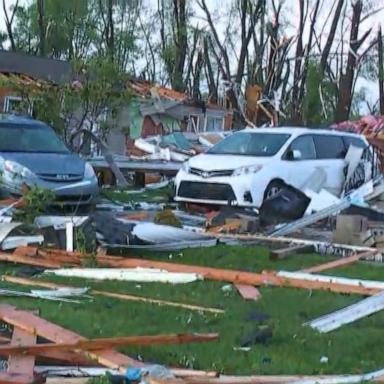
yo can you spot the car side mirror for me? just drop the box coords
[286,149,302,161]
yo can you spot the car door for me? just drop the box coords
[312,134,346,195]
[280,134,318,188]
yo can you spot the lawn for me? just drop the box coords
[102,185,174,204]
[1,244,384,379]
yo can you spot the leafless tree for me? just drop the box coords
[2,0,19,51]
[378,26,384,114]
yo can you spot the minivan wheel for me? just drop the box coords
[264,180,285,201]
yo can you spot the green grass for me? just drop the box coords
[1,244,384,378]
[102,186,173,204]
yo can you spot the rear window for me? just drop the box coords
[313,135,345,159]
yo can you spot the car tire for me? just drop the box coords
[263,180,285,201]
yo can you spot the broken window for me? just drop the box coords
[3,96,33,116]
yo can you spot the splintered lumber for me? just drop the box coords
[0,305,216,380]
[306,291,384,333]
[46,380,88,384]
[234,285,262,301]
[204,233,378,254]
[0,372,43,384]
[8,326,36,376]
[0,251,61,269]
[2,276,224,314]
[269,244,314,260]
[301,250,378,273]
[0,333,219,355]
[184,371,384,383]
[0,304,140,371]
[96,257,382,296]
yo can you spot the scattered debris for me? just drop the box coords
[45,267,204,284]
[259,185,310,226]
[269,244,314,260]
[306,291,384,333]
[0,287,88,303]
[234,284,262,301]
[2,275,224,314]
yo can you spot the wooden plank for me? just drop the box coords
[91,257,381,296]
[0,304,140,371]
[2,276,224,314]
[0,252,61,268]
[269,244,314,260]
[301,250,378,273]
[0,305,217,379]
[0,372,39,384]
[46,380,88,384]
[8,326,36,376]
[0,333,219,355]
[234,285,261,301]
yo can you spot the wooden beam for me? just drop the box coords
[0,305,217,379]
[90,257,381,296]
[301,250,378,273]
[0,304,141,371]
[0,372,41,384]
[8,326,36,376]
[0,252,61,268]
[269,244,314,260]
[0,333,219,355]
[2,276,224,314]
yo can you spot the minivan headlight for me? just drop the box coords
[4,160,35,179]
[181,162,190,173]
[84,162,96,178]
[232,165,263,176]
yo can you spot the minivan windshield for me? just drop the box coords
[0,123,69,154]
[208,132,290,156]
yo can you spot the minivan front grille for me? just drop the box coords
[178,181,236,201]
[189,167,234,178]
[38,174,83,182]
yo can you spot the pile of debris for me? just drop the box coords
[131,131,229,162]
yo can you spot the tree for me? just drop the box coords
[335,0,374,122]
[378,26,384,115]
[158,0,188,91]
[2,0,19,51]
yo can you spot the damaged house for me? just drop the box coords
[106,79,233,156]
[0,50,71,115]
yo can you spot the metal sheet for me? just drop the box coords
[0,222,22,244]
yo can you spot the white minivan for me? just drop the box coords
[174,127,369,208]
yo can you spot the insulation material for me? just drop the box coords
[132,222,212,244]
[45,267,203,284]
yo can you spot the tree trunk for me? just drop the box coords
[290,0,305,123]
[107,0,114,62]
[37,0,46,56]
[3,0,18,51]
[204,37,218,103]
[379,26,384,115]
[172,0,188,91]
[335,0,364,122]
[320,0,344,75]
